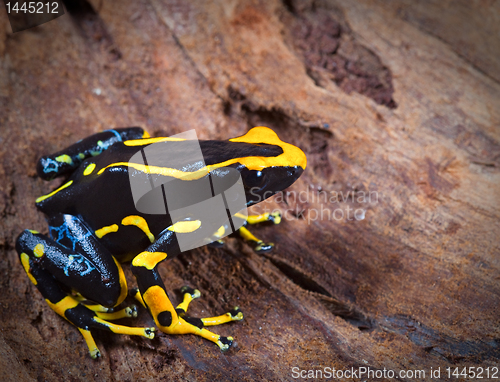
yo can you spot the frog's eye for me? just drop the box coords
[244,170,266,189]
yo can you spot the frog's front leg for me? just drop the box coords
[130,226,243,351]
[237,211,282,253]
[16,215,155,358]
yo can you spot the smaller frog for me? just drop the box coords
[17,126,306,358]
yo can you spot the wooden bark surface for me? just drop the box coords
[1,1,499,381]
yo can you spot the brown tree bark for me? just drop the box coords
[1,1,499,381]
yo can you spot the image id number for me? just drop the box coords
[447,366,499,379]
[6,2,59,14]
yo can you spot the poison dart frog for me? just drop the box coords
[16,126,306,358]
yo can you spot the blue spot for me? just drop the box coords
[104,129,122,141]
[90,132,121,157]
[42,157,60,174]
[49,216,92,252]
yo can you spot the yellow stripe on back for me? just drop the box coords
[113,257,128,305]
[98,162,209,179]
[98,127,306,179]
[83,163,96,176]
[124,137,186,146]
[36,180,73,203]
[121,215,155,243]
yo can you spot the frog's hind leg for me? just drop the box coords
[17,242,155,358]
[16,222,155,358]
[20,214,129,308]
[37,127,148,180]
[236,211,282,253]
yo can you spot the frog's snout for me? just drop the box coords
[283,166,304,189]
[288,166,303,179]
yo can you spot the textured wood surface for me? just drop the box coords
[1,1,499,381]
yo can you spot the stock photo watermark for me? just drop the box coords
[252,187,379,225]
[291,365,499,380]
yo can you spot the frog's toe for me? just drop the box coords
[199,306,244,327]
[253,241,274,253]
[92,304,138,320]
[176,287,243,326]
[238,226,275,253]
[125,305,138,318]
[79,328,101,359]
[133,282,241,352]
[75,308,156,359]
[180,286,201,300]
[217,336,234,352]
[144,327,156,339]
[90,348,101,359]
[269,211,282,224]
[228,307,244,321]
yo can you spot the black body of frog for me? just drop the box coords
[16,126,306,358]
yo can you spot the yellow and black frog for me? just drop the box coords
[16,126,306,358]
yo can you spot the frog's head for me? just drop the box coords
[127,127,305,215]
[233,127,306,205]
[203,126,306,206]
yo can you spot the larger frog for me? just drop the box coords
[16,126,306,358]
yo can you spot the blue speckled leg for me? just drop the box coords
[17,214,125,307]
[16,239,155,358]
[16,214,156,358]
[37,127,147,180]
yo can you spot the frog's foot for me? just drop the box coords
[238,226,274,253]
[79,314,155,359]
[176,286,243,327]
[132,286,243,351]
[175,286,243,351]
[74,293,138,318]
[208,212,279,253]
[93,305,138,320]
[234,212,280,253]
